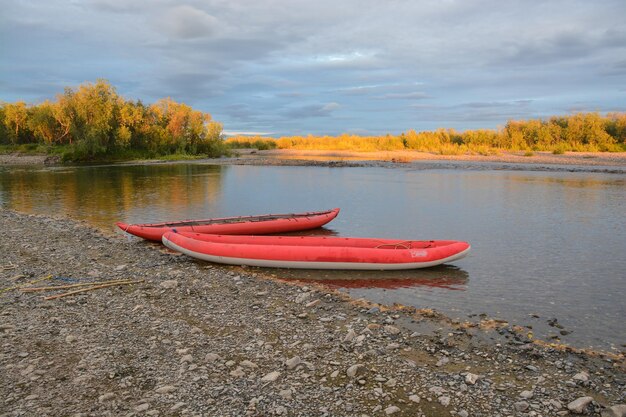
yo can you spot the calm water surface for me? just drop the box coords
[1,163,624,351]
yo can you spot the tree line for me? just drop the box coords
[0,80,225,160]
[227,112,626,154]
[3,80,624,161]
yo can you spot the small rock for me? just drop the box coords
[159,280,178,289]
[135,403,150,412]
[285,356,302,370]
[384,325,400,335]
[240,360,258,368]
[567,396,593,413]
[261,371,281,382]
[465,372,480,385]
[408,395,420,403]
[180,354,193,363]
[573,371,589,382]
[514,401,530,412]
[205,353,221,362]
[436,357,449,367]
[458,410,469,417]
[384,405,400,415]
[65,335,77,343]
[155,385,176,394]
[230,367,245,377]
[279,389,292,400]
[550,399,563,409]
[344,329,356,343]
[520,390,534,399]
[346,364,364,378]
[170,403,185,412]
[98,392,115,402]
[438,396,450,406]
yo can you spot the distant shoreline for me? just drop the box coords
[2,149,626,173]
[240,148,626,167]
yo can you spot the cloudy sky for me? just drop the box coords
[1,0,625,136]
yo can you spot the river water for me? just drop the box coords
[1,162,624,351]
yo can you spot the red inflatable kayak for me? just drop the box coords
[117,208,340,241]
[162,232,470,270]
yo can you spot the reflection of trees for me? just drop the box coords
[274,265,469,290]
[0,164,224,230]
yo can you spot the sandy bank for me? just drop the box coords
[250,149,626,167]
[1,209,624,416]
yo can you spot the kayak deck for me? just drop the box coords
[162,232,470,270]
[117,208,340,241]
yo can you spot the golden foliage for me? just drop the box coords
[0,80,225,160]
[246,113,625,154]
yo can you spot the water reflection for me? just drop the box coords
[0,164,225,230]
[273,265,469,290]
[508,174,625,189]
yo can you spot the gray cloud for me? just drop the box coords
[1,0,625,134]
[284,102,340,119]
[376,92,431,100]
[158,5,219,40]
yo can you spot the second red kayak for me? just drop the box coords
[117,208,340,241]
[162,232,470,270]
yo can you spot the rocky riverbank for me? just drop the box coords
[1,209,624,417]
[0,153,60,166]
[3,149,626,175]
[243,149,626,168]
[190,149,626,174]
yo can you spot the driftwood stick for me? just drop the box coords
[43,280,144,300]
[21,279,135,292]
[0,275,53,295]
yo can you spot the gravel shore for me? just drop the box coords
[243,150,626,168]
[0,153,60,166]
[1,209,624,417]
[2,150,626,175]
